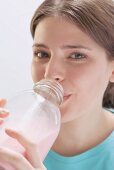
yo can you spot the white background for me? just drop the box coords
[0,1,42,98]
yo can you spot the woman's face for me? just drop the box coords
[31,17,113,122]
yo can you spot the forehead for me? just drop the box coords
[34,17,82,40]
[33,16,105,52]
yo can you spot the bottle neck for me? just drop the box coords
[33,79,64,106]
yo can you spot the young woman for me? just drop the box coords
[0,0,114,169]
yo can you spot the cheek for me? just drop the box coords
[67,63,109,98]
[31,61,45,83]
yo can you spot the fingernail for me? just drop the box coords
[0,110,9,114]
[5,128,16,133]
[5,129,16,137]
[0,110,9,118]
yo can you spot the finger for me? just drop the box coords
[0,108,9,118]
[5,129,43,169]
[0,147,36,170]
[0,109,9,125]
[0,118,4,125]
[0,99,6,107]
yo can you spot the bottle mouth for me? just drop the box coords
[33,79,64,105]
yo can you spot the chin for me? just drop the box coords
[59,103,85,123]
[59,106,74,123]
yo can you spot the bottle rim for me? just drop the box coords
[33,79,64,105]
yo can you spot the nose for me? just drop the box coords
[44,57,65,83]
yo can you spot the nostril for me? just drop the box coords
[55,78,60,81]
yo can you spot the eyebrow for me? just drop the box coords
[32,43,92,50]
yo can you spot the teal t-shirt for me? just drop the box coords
[44,130,114,170]
[44,109,114,170]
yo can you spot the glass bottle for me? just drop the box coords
[0,78,64,170]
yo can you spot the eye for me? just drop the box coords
[33,51,49,59]
[69,52,86,60]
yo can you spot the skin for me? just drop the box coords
[0,16,114,169]
[32,16,113,123]
[32,16,114,156]
[0,101,45,170]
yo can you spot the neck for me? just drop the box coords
[52,107,114,156]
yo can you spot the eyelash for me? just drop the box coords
[68,52,87,60]
[33,51,49,59]
[33,51,87,61]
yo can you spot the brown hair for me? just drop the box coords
[30,0,114,109]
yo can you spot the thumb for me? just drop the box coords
[5,129,44,169]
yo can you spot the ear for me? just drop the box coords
[109,61,114,83]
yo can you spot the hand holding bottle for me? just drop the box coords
[0,79,63,170]
[0,99,47,170]
[0,99,9,124]
[0,129,47,170]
